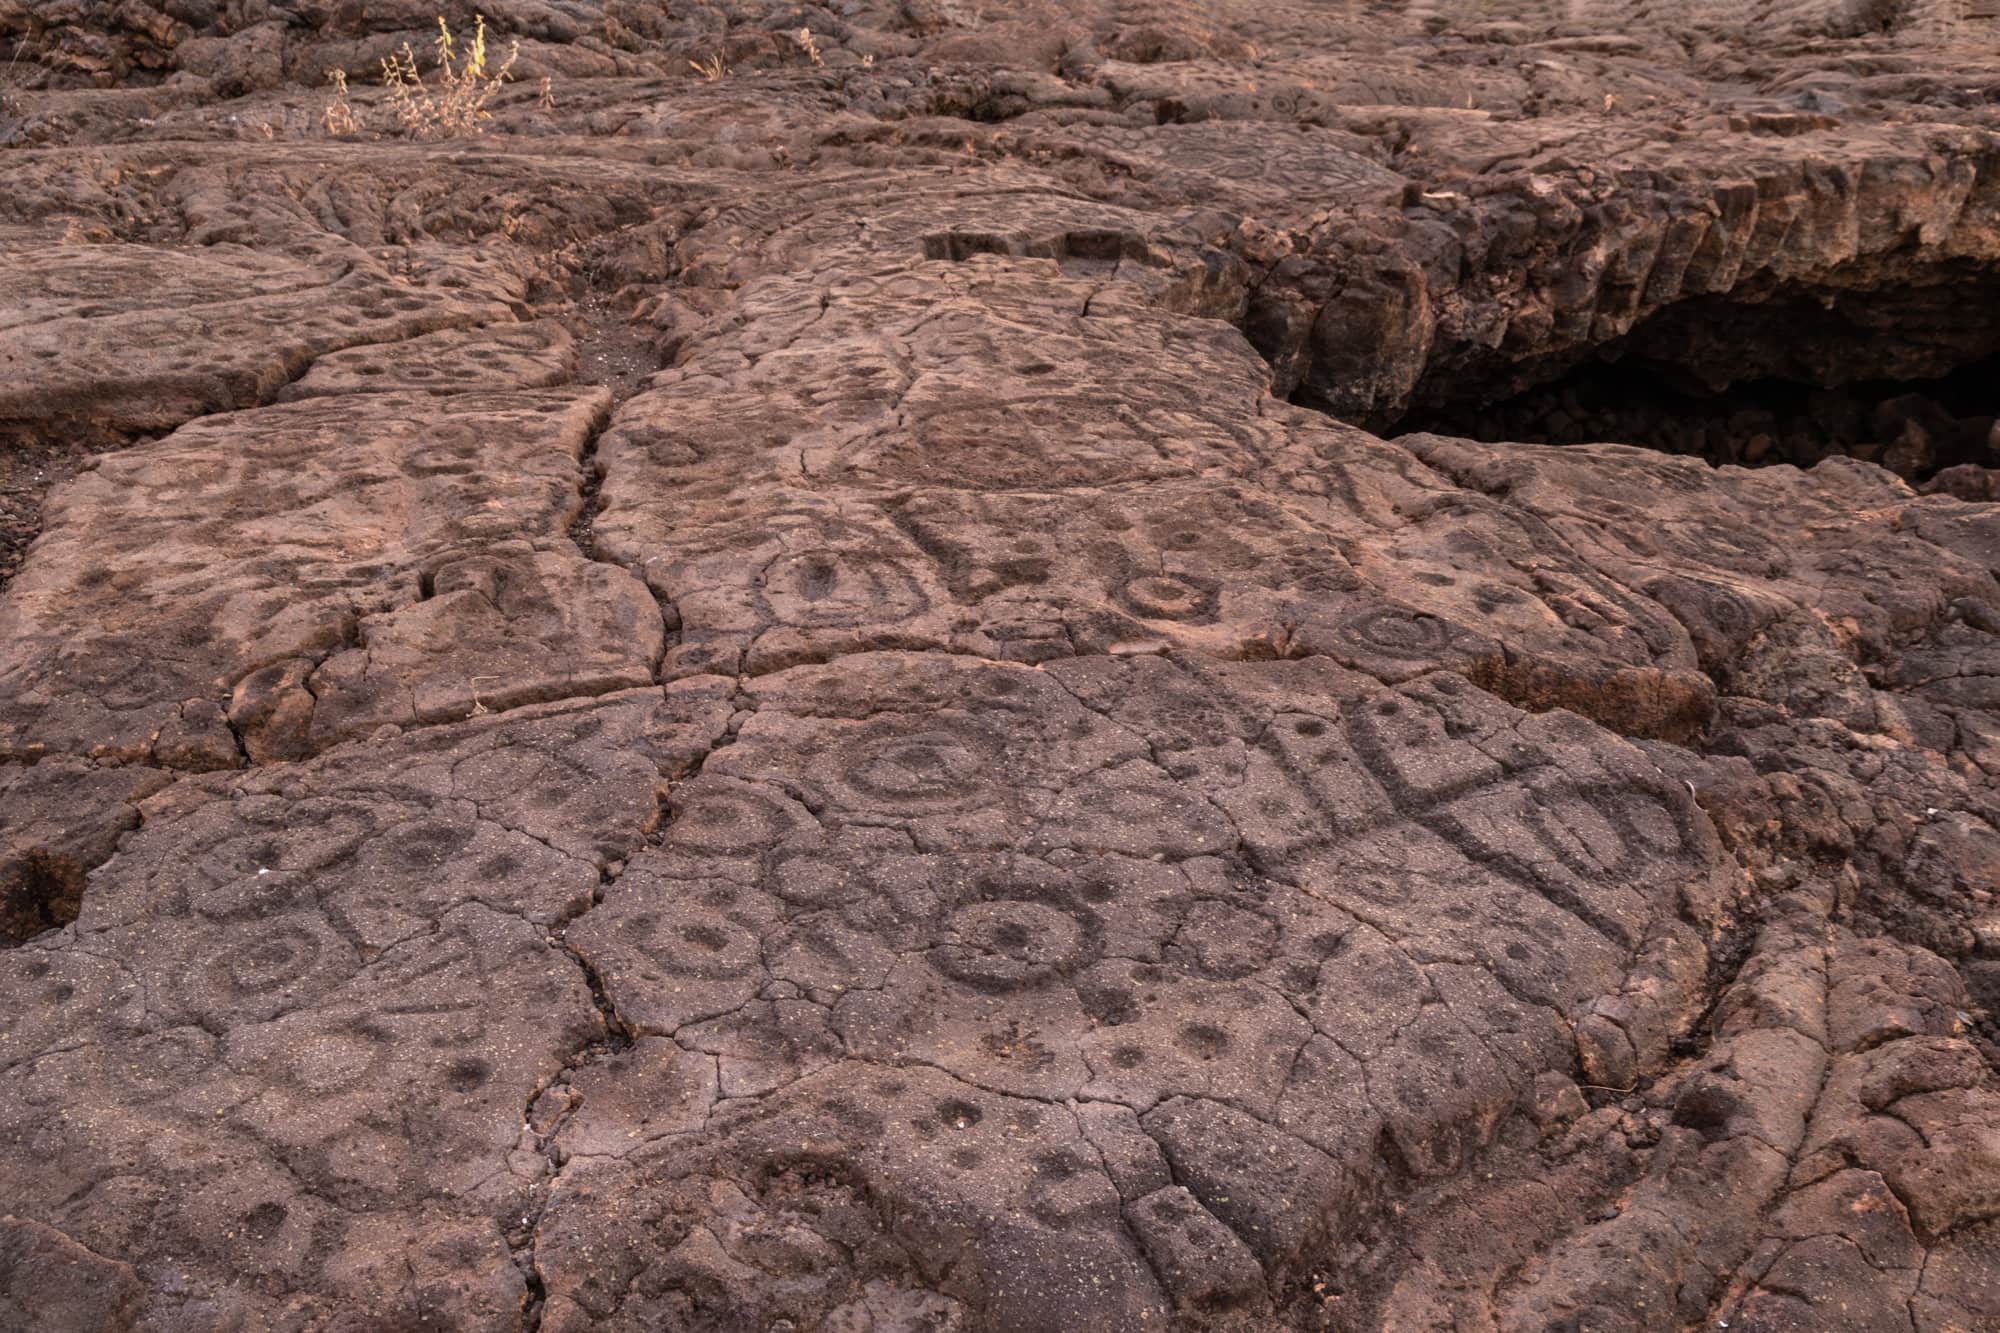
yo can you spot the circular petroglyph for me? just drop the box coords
[933,899,1092,991]
[757,548,932,628]
[930,869,1104,992]
[666,784,801,857]
[1176,1022,1231,1060]
[937,1098,984,1132]
[445,1056,493,1092]
[637,908,762,981]
[114,1027,219,1102]
[1114,573,1221,623]
[842,728,994,810]
[35,260,198,302]
[178,917,352,1025]
[1343,607,1457,659]
[369,818,477,872]
[219,922,327,996]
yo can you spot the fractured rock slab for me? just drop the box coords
[0,242,520,439]
[0,388,663,767]
[1,1,1999,1329]
[537,649,1731,1329]
[594,258,1713,740]
[0,684,729,1329]
[276,320,579,401]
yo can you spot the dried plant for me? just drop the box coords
[538,74,555,110]
[0,37,25,124]
[467,675,501,716]
[795,27,824,66]
[689,53,727,81]
[381,14,520,139]
[323,68,360,135]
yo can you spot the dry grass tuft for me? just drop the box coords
[1,38,25,126]
[324,15,525,138]
[323,68,361,135]
[382,14,521,138]
[689,53,727,81]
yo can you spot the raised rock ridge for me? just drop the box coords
[0,1,1997,1330]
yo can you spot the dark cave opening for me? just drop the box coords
[1397,351,2000,481]
[1372,272,2000,484]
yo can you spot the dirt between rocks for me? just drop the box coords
[0,1,1999,1330]
[0,430,98,587]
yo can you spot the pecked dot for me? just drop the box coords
[939,1099,982,1131]
[1177,1024,1229,1060]
[445,1056,492,1092]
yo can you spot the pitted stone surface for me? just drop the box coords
[0,388,662,767]
[0,1,1998,1330]
[532,650,1732,1328]
[276,320,580,401]
[593,261,1715,741]
[0,685,730,1329]
[0,241,523,439]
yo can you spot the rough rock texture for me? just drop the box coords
[0,237,524,439]
[1,1,1998,1330]
[0,387,663,767]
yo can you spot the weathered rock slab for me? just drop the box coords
[0,387,664,767]
[0,1,1998,1329]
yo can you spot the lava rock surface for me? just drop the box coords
[1,1,1998,1330]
